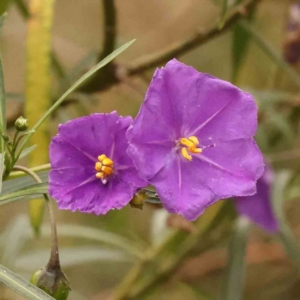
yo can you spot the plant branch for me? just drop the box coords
[126,0,262,75]
[6,0,262,125]
[79,0,117,92]
[12,165,60,272]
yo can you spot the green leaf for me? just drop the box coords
[272,171,300,272]
[0,153,4,193]
[19,39,136,157]
[17,247,132,270]
[42,224,144,258]
[0,182,48,205]
[0,50,6,155]
[0,12,7,32]
[219,0,228,28]
[0,264,55,300]
[221,217,251,300]
[2,170,48,193]
[19,145,37,159]
[240,20,300,90]
[0,1,9,15]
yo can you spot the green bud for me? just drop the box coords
[130,190,147,210]
[15,116,29,131]
[30,267,70,300]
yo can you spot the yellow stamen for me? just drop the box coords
[96,172,104,179]
[181,147,192,161]
[95,162,102,171]
[98,154,106,162]
[191,148,202,154]
[188,136,199,145]
[180,138,194,148]
[102,157,114,166]
[101,166,113,175]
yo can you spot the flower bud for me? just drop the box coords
[30,267,70,300]
[15,116,29,131]
[130,190,147,210]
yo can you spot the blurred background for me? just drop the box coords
[1,0,300,299]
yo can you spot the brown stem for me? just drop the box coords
[12,165,60,272]
[7,0,262,124]
[126,0,261,75]
[79,0,117,93]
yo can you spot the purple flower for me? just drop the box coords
[127,59,264,221]
[235,165,278,233]
[49,112,146,215]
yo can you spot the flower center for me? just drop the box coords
[179,136,202,161]
[95,154,114,184]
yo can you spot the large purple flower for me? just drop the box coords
[49,112,146,215]
[127,59,264,221]
[235,165,278,233]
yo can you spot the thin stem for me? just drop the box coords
[127,0,262,75]
[6,163,51,180]
[12,165,60,272]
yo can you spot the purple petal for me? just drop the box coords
[194,139,264,198]
[235,166,278,233]
[49,112,145,215]
[54,176,137,215]
[149,151,217,221]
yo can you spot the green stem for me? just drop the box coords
[12,165,60,271]
[6,163,51,180]
[112,202,230,300]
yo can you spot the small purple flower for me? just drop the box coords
[235,165,278,233]
[49,112,146,215]
[127,59,264,221]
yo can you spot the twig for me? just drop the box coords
[126,0,262,75]
[79,0,117,92]
[12,165,60,271]
[6,0,262,125]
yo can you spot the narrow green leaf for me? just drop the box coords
[221,217,251,300]
[42,224,144,258]
[0,12,7,32]
[0,1,9,15]
[0,51,6,155]
[219,0,228,28]
[272,171,300,272]
[0,153,4,193]
[268,108,295,145]
[0,264,55,300]
[0,182,48,205]
[240,20,300,90]
[2,170,48,194]
[19,145,37,159]
[13,0,30,19]
[18,39,136,158]
[17,247,132,270]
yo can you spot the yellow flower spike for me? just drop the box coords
[181,147,192,161]
[103,157,114,166]
[180,138,194,148]
[188,136,199,145]
[98,154,106,162]
[95,162,102,171]
[96,172,104,179]
[101,166,113,175]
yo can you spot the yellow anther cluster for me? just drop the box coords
[180,136,202,161]
[95,154,114,180]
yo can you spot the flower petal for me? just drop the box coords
[54,176,136,215]
[149,151,217,221]
[234,165,278,233]
[160,59,257,141]
[194,139,264,198]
